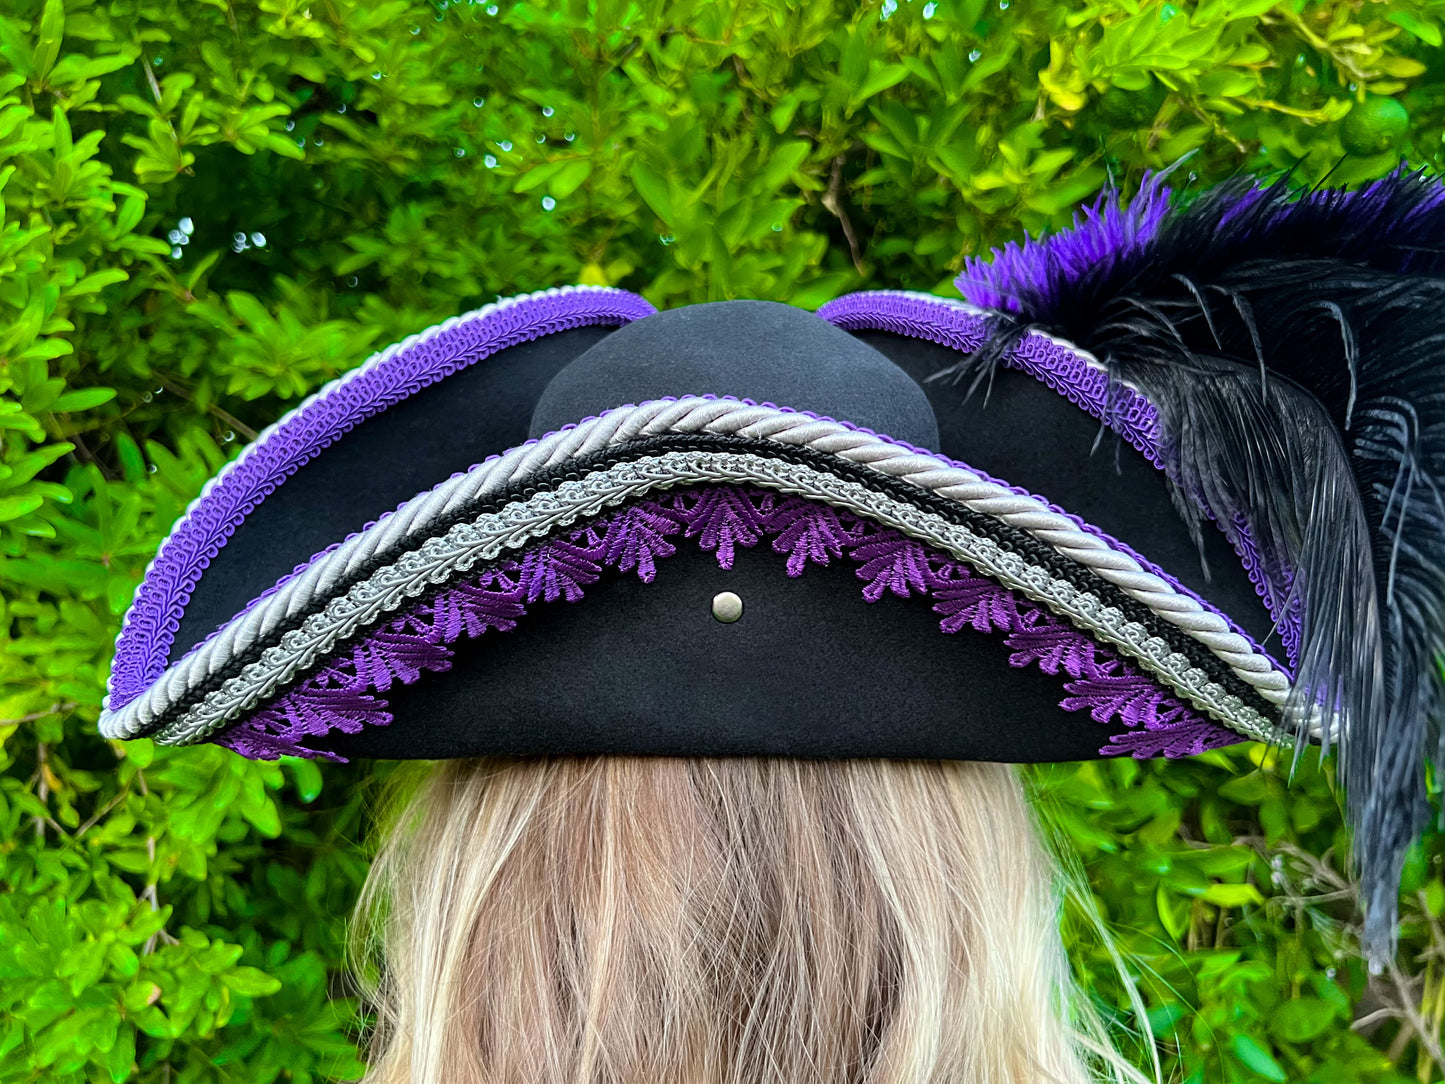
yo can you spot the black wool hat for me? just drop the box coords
[102,168,1445,968]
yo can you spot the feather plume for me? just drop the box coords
[955,166,1445,970]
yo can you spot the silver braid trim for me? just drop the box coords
[101,398,1299,744]
[104,284,630,711]
[148,450,1285,746]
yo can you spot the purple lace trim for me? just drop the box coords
[163,387,1286,696]
[816,291,1303,666]
[107,287,656,712]
[215,487,1242,763]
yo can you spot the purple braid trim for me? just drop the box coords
[817,292,1165,468]
[816,291,1303,668]
[215,486,1242,763]
[107,286,655,712]
[1230,512,1303,662]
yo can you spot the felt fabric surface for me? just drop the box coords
[172,324,615,660]
[174,301,1277,669]
[309,533,1128,763]
[527,299,941,448]
[849,328,1278,649]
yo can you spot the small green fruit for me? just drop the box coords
[1340,96,1409,156]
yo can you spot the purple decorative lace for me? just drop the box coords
[157,383,1279,690]
[215,487,1242,763]
[816,291,1304,664]
[107,287,656,712]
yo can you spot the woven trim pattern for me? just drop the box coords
[138,430,1281,747]
[98,399,1300,743]
[214,486,1241,762]
[116,447,1292,749]
[816,288,1305,661]
[169,389,1275,684]
[105,284,655,712]
[97,397,1300,742]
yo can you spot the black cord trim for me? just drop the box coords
[150,432,1281,730]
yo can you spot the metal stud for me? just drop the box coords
[711,591,743,623]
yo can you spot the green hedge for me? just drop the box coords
[2,0,1443,1080]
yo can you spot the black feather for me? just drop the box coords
[960,167,1445,970]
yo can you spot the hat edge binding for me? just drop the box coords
[99,420,1301,750]
[105,284,654,715]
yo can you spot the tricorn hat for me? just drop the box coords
[101,168,1445,968]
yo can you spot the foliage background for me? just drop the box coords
[2,0,1444,1080]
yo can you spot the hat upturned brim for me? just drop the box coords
[99,284,1300,764]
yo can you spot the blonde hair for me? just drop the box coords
[346,755,1151,1084]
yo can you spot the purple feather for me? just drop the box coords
[955,171,1173,313]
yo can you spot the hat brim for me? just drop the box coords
[101,287,1304,762]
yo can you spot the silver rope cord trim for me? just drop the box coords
[141,451,1285,746]
[105,284,628,708]
[101,397,1297,742]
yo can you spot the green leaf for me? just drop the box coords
[1388,10,1442,46]
[0,493,44,521]
[101,1025,135,1082]
[512,158,565,194]
[630,162,674,223]
[1426,877,1445,917]
[1230,1034,1286,1082]
[1200,882,1264,907]
[1271,998,1334,1043]
[758,140,810,193]
[1155,881,1188,940]
[49,49,136,85]
[112,431,146,482]
[548,158,592,199]
[0,443,71,488]
[114,193,145,234]
[240,795,281,837]
[34,0,65,78]
[284,756,324,803]
[50,387,116,412]
[106,849,154,874]
[851,62,910,111]
[67,268,129,296]
[1146,1002,1186,1035]
[1196,68,1256,97]
[257,131,307,160]
[226,291,276,333]
[1216,769,1270,805]
[222,967,283,997]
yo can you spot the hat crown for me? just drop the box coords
[528,299,941,449]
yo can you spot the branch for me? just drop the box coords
[134,769,179,953]
[1,700,76,726]
[820,152,867,277]
[155,376,259,441]
[75,782,132,838]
